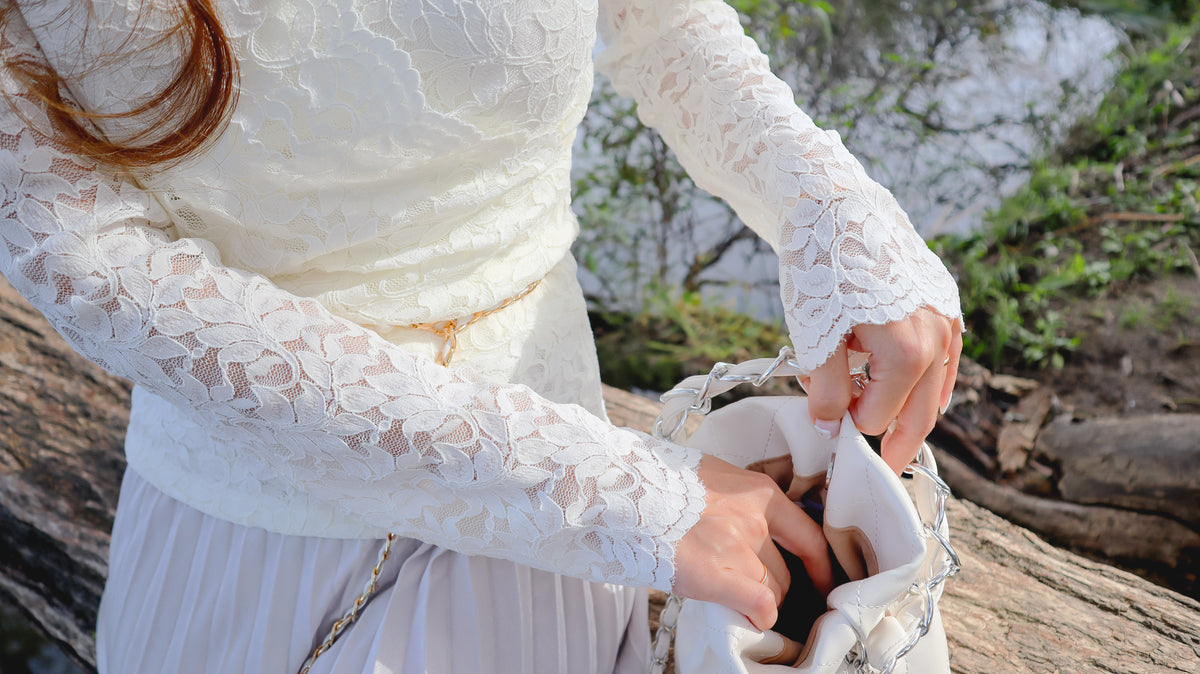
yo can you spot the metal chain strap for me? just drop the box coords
[297,533,397,674]
[648,347,960,674]
[650,593,684,673]
[868,448,961,674]
[654,347,807,443]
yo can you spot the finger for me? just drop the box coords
[940,323,963,413]
[719,570,780,631]
[677,532,780,631]
[805,341,852,439]
[880,355,944,473]
[765,497,834,596]
[754,633,805,666]
[757,537,791,607]
[849,320,928,435]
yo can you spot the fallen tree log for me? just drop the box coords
[933,359,1200,598]
[2,276,1199,672]
[0,275,128,669]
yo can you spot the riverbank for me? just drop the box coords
[592,5,1200,599]
[596,7,1200,420]
[935,10,1200,414]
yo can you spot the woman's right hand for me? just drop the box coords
[672,455,834,630]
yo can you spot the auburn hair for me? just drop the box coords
[1,0,238,169]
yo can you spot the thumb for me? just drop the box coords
[805,342,852,440]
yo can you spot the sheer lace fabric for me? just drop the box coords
[0,0,703,591]
[0,0,958,592]
[596,0,961,369]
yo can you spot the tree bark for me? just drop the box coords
[2,275,1199,672]
[932,358,1200,598]
[0,276,129,669]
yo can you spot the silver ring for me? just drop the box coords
[850,360,870,391]
[943,355,951,366]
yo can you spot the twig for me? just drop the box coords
[934,416,998,474]
[1168,104,1200,130]
[1086,211,1187,225]
[1149,153,1200,180]
[1181,241,1200,280]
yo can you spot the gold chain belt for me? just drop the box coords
[405,280,541,366]
[297,279,541,673]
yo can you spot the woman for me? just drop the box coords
[0,0,961,671]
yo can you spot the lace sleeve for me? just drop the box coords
[595,0,962,371]
[0,11,703,591]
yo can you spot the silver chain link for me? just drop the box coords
[650,593,683,672]
[648,347,959,674]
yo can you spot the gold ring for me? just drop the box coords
[759,562,768,585]
[943,355,951,366]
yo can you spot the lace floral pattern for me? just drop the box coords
[1,0,959,592]
[0,4,703,591]
[596,0,961,370]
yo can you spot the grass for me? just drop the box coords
[1120,303,1147,330]
[590,290,792,393]
[934,15,1200,370]
[1154,286,1196,329]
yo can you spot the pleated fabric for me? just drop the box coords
[97,469,649,674]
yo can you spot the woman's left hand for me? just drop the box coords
[802,308,962,474]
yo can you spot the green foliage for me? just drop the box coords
[942,203,1199,369]
[1062,0,1200,32]
[1064,15,1200,161]
[985,163,1090,236]
[579,0,1200,379]
[591,290,789,392]
[941,233,1083,369]
[937,12,1200,370]
[1119,302,1147,329]
[1154,286,1196,329]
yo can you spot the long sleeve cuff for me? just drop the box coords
[596,0,962,371]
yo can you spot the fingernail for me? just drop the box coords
[939,391,954,415]
[814,419,841,440]
[887,418,898,435]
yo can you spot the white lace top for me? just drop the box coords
[0,0,960,591]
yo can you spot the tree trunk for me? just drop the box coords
[2,276,1199,672]
[0,276,129,669]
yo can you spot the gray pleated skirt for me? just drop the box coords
[97,469,649,673]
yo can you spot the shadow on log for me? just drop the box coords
[1,275,129,669]
[933,358,1200,598]
[3,275,1200,672]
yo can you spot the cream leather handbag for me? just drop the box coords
[650,348,958,674]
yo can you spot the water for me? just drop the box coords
[574,0,1124,318]
[848,2,1123,235]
